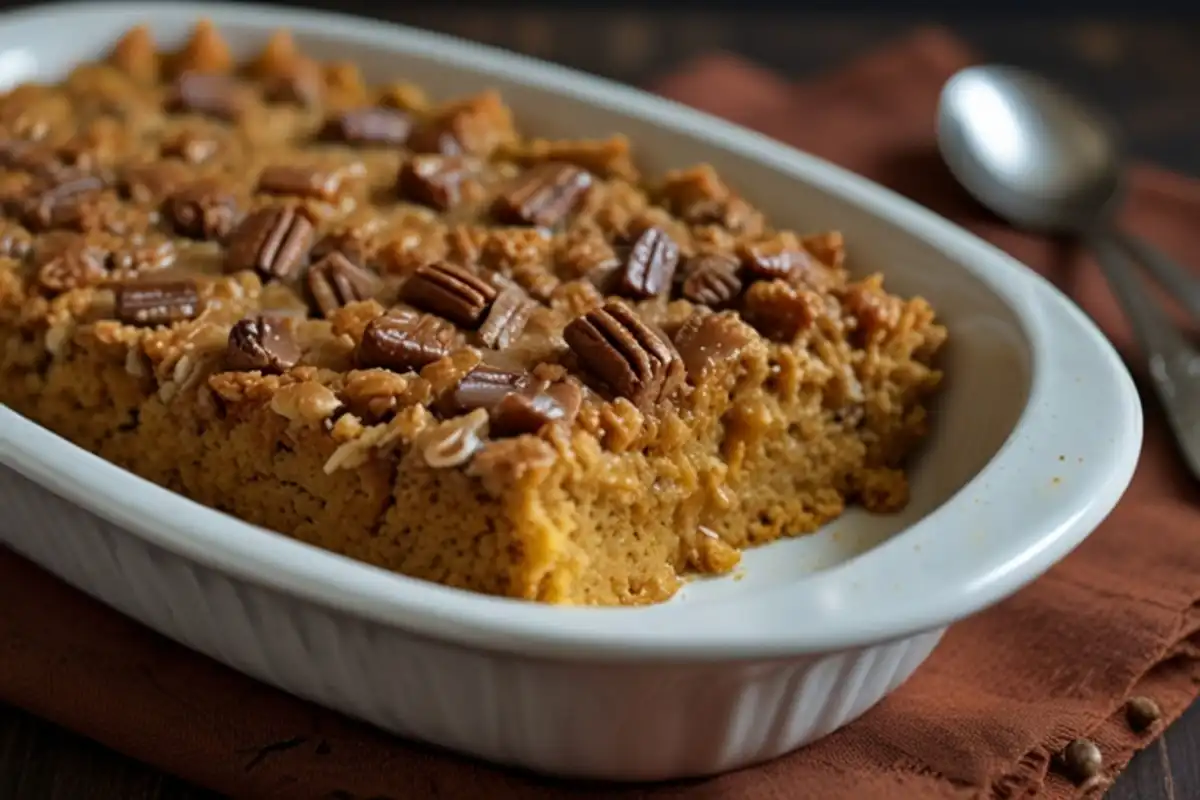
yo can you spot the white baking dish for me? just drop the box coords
[0,0,1141,782]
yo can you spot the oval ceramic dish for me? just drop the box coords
[0,1,1142,782]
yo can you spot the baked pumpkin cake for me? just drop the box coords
[0,22,946,605]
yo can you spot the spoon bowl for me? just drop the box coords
[938,64,1200,482]
[937,65,1123,233]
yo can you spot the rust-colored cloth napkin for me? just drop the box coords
[3,29,1200,800]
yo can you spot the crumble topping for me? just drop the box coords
[0,21,947,604]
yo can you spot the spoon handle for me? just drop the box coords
[1088,229,1200,481]
[1113,230,1200,322]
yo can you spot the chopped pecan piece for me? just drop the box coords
[165,73,248,121]
[490,379,583,438]
[564,299,685,408]
[614,226,679,300]
[256,165,344,203]
[306,252,383,317]
[435,365,528,417]
[319,108,413,146]
[35,238,108,293]
[672,312,756,381]
[680,253,743,307]
[226,315,301,374]
[491,163,592,228]
[164,180,239,240]
[356,311,461,373]
[224,206,315,281]
[478,287,535,349]
[397,155,473,211]
[22,173,105,231]
[401,262,498,328]
[113,280,201,327]
[435,365,582,436]
[738,238,812,281]
[742,280,821,341]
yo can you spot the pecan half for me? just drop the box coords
[491,163,592,228]
[680,253,742,307]
[477,287,535,349]
[224,205,315,281]
[400,262,498,328]
[614,226,679,299]
[563,299,684,408]
[306,252,383,318]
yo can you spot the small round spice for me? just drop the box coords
[1125,696,1162,732]
[1059,738,1103,785]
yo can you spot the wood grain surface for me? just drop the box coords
[2,6,1199,799]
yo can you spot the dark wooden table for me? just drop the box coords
[3,6,1200,798]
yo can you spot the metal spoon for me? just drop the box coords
[936,65,1200,479]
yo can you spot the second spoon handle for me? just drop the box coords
[1113,230,1200,322]
[1088,229,1200,480]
